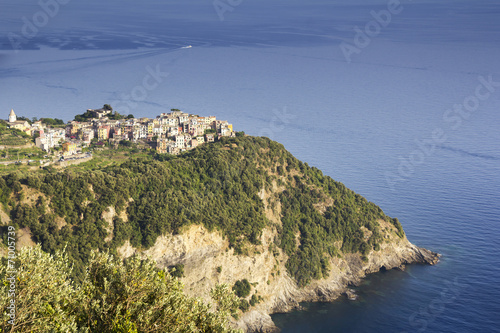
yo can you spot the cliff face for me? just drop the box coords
[115,191,439,332]
[0,137,440,332]
[116,224,438,333]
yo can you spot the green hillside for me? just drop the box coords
[0,136,404,287]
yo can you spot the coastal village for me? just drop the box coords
[2,106,235,161]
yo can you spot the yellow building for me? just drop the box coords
[97,126,110,140]
[62,142,77,156]
[156,138,167,153]
[10,121,30,131]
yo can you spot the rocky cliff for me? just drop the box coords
[113,188,439,332]
[115,223,438,332]
[0,136,440,332]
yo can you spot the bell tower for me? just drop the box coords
[8,109,16,123]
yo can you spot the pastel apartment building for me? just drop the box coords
[62,142,77,156]
[35,128,65,151]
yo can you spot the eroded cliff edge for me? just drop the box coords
[0,137,440,332]
[116,223,438,332]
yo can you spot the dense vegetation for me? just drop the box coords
[73,110,98,122]
[0,136,404,286]
[0,245,241,332]
[40,118,65,126]
[73,105,133,122]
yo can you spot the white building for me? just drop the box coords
[35,128,65,151]
[178,114,189,124]
[175,134,186,148]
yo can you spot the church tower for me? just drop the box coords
[8,109,16,123]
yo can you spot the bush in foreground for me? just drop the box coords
[0,245,241,333]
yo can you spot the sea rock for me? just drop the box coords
[345,289,358,301]
[237,311,281,333]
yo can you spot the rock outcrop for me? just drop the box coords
[117,222,439,332]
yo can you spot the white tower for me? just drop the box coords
[8,109,16,123]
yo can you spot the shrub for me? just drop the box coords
[169,263,185,278]
[238,299,250,312]
[0,246,241,333]
[0,245,80,332]
[232,279,251,298]
[249,294,262,307]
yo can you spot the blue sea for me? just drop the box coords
[1,1,499,332]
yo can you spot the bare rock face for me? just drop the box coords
[117,222,439,333]
[238,311,280,333]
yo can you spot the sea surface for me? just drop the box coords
[1,1,499,332]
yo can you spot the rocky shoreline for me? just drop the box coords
[236,242,440,333]
[115,222,439,333]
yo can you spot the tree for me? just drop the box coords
[82,252,241,332]
[103,104,113,111]
[238,299,249,312]
[16,116,31,125]
[119,140,132,147]
[210,283,240,317]
[41,118,65,126]
[74,110,94,122]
